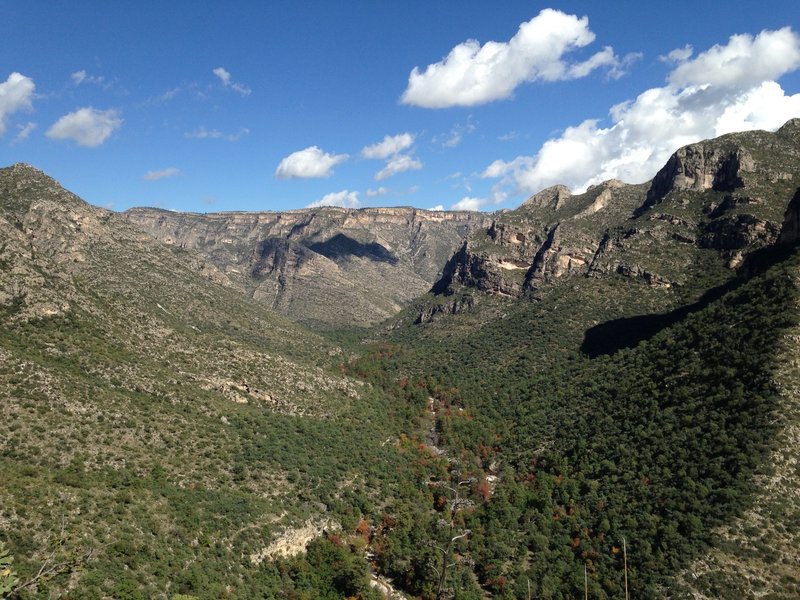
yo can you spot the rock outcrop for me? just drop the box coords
[647,145,754,201]
[430,122,800,305]
[414,293,475,324]
[125,206,490,327]
[522,184,572,210]
[432,179,648,298]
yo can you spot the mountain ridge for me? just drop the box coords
[2,120,800,598]
[124,203,491,327]
[430,120,800,316]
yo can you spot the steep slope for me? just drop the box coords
[671,203,800,597]
[124,205,490,327]
[0,163,344,415]
[0,164,413,598]
[365,207,800,599]
[672,276,800,598]
[432,120,800,314]
[358,123,800,598]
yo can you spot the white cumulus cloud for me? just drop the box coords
[375,154,423,181]
[482,27,800,198]
[401,8,627,108]
[275,146,349,179]
[361,133,415,159]
[668,27,800,89]
[46,107,122,147]
[143,167,181,181]
[361,132,422,181]
[0,72,35,136]
[213,67,251,96]
[450,196,485,211]
[481,156,533,179]
[660,45,693,64]
[306,190,360,209]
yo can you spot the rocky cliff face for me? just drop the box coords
[643,145,755,210]
[433,179,650,298]
[125,205,490,327]
[432,120,800,305]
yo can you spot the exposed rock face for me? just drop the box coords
[433,179,649,298]
[576,179,625,218]
[522,184,572,209]
[644,145,755,210]
[637,121,800,215]
[433,240,532,297]
[414,293,474,324]
[431,122,800,303]
[125,206,490,327]
[527,223,597,284]
[249,518,338,564]
[699,213,780,251]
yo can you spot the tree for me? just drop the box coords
[0,542,19,599]
[428,479,473,600]
[0,525,94,599]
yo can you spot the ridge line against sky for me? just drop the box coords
[2,1,799,213]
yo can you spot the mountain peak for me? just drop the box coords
[778,117,800,138]
[2,162,57,186]
[0,162,84,217]
[522,184,572,209]
[639,122,800,216]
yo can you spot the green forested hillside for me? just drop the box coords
[354,246,800,598]
[0,165,415,598]
[3,125,800,600]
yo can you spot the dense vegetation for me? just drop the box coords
[3,145,800,598]
[0,167,423,598]
[0,303,415,598]
[349,247,800,598]
[3,242,799,599]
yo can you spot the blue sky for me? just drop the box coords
[2,1,799,213]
